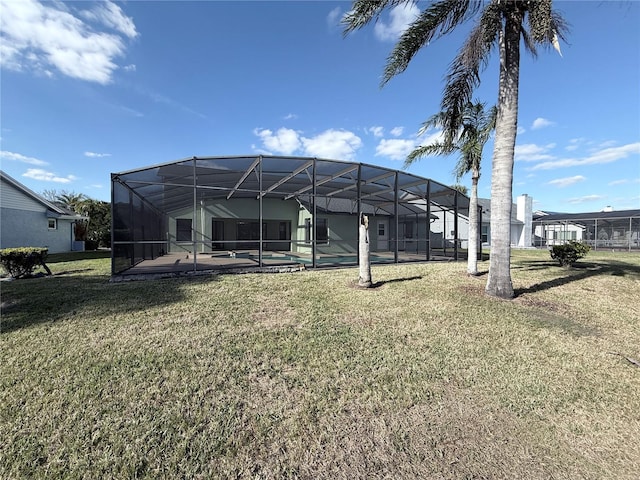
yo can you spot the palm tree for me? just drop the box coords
[405,101,496,276]
[55,192,90,241]
[55,192,89,215]
[344,1,567,299]
[358,213,373,287]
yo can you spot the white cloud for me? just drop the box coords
[253,127,363,160]
[327,6,342,28]
[1,150,49,166]
[374,3,420,42]
[23,168,77,183]
[390,126,404,137]
[80,1,138,39]
[283,113,298,120]
[141,89,206,118]
[84,151,111,158]
[254,128,301,155]
[531,142,640,171]
[531,117,555,130]
[375,138,417,161]
[118,105,144,117]
[517,126,526,135]
[567,194,606,205]
[608,178,640,186]
[547,175,586,187]
[301,129,363,160]
[608,179,628,186]
[368,126,384,137]
[0,0,137,84]
[123,64,136,72]
[514,143,556,162]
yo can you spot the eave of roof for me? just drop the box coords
[533,209,640,222]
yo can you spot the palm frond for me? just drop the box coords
[341,0,406,35]
[525,1,570,55]
[405,142,456,168]
[440,3,501,139]
[416,111,451,136]
[520,27,538,58]
[381,0,483,86]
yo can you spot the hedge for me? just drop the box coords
[0,247,52,278]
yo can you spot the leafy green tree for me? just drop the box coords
[83,199,111,249]
[40,190,111,248]
[344,0,568,299]
[55,192,90,215]
[406,101,496,276]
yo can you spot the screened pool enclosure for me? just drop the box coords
[533,209,640,251]
[111,156,476,276]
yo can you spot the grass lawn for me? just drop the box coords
[1,250,639,479]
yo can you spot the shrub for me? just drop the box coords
[550,241,591,267]
[0,247,51,278]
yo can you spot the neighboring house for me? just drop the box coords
[533,208,640,250]
[432,194,534,248]
[0,170,87,253]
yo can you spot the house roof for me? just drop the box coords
[533,209,640,223]
[477,197,523,225]
[1,170,88,219]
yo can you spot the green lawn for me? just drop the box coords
[1,250,639,479]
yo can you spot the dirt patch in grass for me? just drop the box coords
[250,295,299,329]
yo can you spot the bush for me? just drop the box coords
[550,241,591,267]
[0,247,51,278]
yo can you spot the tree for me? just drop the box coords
[358,214,373,287]
[40,190,111,248]
[344,0,567,299]
[450,184,469,196]
[405,101,496,276]
[53,192,90,242]
[83,199,112,249]
[55,192,90,215]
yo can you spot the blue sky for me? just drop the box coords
[1,0,639,213]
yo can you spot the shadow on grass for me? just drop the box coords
[514,259,640,297]
[1,273,218,334]
[46,250,111,263]
[373,275,423,287]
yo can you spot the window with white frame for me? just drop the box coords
[48,218,57,230]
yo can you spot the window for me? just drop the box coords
[279,221,290,240]
[176,218,192,242]
[48,218,57,230]
[378,222,385,236]
[403,222,413,239]
[481,225,489,243]
[212,220,224,249]
[305,218,329,244]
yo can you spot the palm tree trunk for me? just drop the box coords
[358,214,372,287]
[485,8,521,299]
[467,169,480,275]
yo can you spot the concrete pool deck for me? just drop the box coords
[112,250,461,280]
